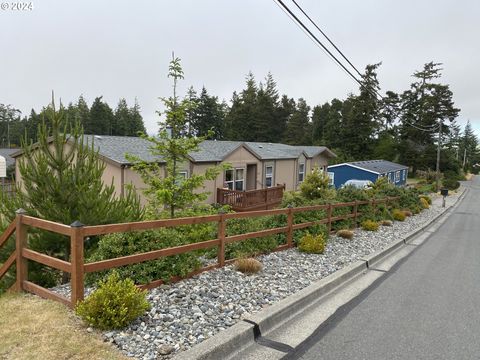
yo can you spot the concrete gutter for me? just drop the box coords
[174,187,467,360]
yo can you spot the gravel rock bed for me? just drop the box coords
[51,195,454,360]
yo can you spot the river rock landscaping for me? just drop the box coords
[50,191,460,360]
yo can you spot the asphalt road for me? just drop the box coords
[285,178,480,360]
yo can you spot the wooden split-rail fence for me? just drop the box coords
[0,196,399,308]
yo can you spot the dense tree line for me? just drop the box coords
[0,96,146,147]
[1,61,479,175]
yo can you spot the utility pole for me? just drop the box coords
[435,122,442,192]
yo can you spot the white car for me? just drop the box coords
[341,179,374,189]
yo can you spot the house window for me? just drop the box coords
[265,165,273,188]
[395,171,400,182]
[225,169,234,190]
[235,168,244,191]
[224,168,245,191]
[175,170,188,185]
[389,173,393,183]
[402,170,406,181]
[298,163,305,183]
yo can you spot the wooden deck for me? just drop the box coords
[216,184,285,212]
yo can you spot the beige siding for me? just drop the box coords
[275,159,296,191]
[192,162,218,204]
[221,146,262,191]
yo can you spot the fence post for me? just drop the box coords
[327,203,332,233]
[70,220,85,307]
[15,208,28,292]
[287,205,293,247]
[353,200,358,228]
[372,198,376,216]
[217,211,226,267]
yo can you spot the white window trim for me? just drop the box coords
[402,170,406,181]
[265,165,274,188]
[298,163,305,183]
[235,168,245,191]
[224,168,245,191]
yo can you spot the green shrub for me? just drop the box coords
[76,271,150,330]
[87,228,204,285]
[442,177,460,190]
[225,216,280,258]
[392,209,406,221]
[336,229,354,239]
[299,167,336,200]
[361,220,379,231]
[298,232,327,254]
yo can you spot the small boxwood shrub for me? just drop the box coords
[392,209,406,221]
[336,229,354,240]
[234,258,263,274]
[76,271,150,330]
[361,220,379,231]
[298,233,326,254]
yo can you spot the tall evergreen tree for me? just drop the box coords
[129,99,147,135]
[190,87,226,139]
[398,62,460,173]
[113,98,130,136]
[225,73,258,141]
[89,96,114,135]
[283,98,312,145]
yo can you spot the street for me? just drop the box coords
[285,178,480,360]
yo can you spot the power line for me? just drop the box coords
[273,0,365,90]
[274,0,440,133]
[290,0,363,78]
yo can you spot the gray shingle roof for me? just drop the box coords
[348,160,408,174]
[11,136,336,165]
[0,149,17,167]
[82,135,161,164]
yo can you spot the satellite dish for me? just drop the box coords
[0,155,6,178]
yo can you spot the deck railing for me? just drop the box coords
[217,184,286,211]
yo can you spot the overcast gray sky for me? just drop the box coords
[1,0,479,136]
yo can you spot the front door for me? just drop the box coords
[246,164,257,190]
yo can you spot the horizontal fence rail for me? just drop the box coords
[0,196,400,307]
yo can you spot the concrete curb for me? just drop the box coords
[174,186,468,360]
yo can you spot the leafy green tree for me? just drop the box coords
[128,57,223,218]
[0,99,143,273]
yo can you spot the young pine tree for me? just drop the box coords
[128,57,223,218]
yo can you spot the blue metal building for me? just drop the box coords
[327,160,409,189]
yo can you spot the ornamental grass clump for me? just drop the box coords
[76,271,150,330]
[336,229,354,240]
[381,220,393,227]
[420,197,430,209]
[361,220,379,231]
[234,258,263,274]
[298,233,327,254]
[419,195,432,205]
[392,209,406,221]
[403,210,413,217]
